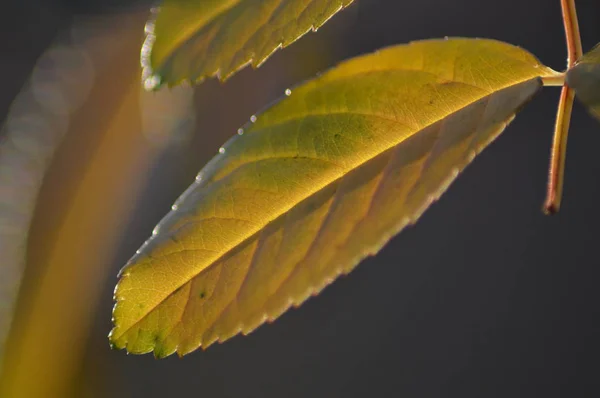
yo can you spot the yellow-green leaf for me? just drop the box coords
[567,43,600,122]
[144,0,354,88]
[111,38,557,357]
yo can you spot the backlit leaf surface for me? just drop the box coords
[567,43,600,122]
[111,39,557,357]
[145,0,354,87]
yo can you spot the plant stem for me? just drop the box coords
[561,0,583,62]
[544,0,583,214]
[545,87,575,214]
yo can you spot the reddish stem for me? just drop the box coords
[543,0,583,214]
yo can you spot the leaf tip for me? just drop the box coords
[107,328,122,351]
[143,74,164,91]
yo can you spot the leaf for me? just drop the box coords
[567,43,600,122]
[110,38,557,357]
[144,0,355,88]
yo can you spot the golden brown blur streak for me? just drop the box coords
[0,10,162,397]
[0,2,348,395]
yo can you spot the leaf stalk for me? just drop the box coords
[542,73,566,87]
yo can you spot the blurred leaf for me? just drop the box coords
[144,0,355,88]
[111,38,557,357]
[567,43,600,122]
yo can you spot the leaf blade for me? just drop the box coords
[146,0,355,88]
[567,43,600,122]
[111,39,556,357]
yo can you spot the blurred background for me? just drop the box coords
[0,0,599,397]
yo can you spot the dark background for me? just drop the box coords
[1,0,600,397]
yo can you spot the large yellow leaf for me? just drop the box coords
[144,0,354,88]
[111,39,558,357]
[567,43,600,122]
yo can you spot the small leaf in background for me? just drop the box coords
[110,39,558,357]
[567,43,600,122]
[144,0,355,88]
